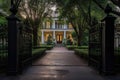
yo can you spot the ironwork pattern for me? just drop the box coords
[89,23,103,70]
[0,25,8,71]
[18,23,32,69]
[114,24,120,71]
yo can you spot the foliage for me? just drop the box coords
[0,0,10,15]
[32,48,46,55]
[66,36,73,45]
[19,0,55,46]
[55,0,106,46]
[93,0,120,16]
[72,30,89,46]
[62,39,66,46]
[74,49,88,60]
[80,30,89,46]
[66,45,78,50]
[46,35,53,45]
[66,45,88,50]
[33,44,53,50]
[0,16,7,26]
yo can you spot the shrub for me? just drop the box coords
[74,49,88,60]
[78,46,88,49]
[32,48,46,59]
[66,45,77,50]
[33,44,53,50]
[46,35,53,45]
[66,45,88,50]
[66,36,73,45]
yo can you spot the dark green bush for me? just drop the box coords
[66,45,88,50]
[33,44,53,50]
[66,36,73,45]
[32,48,46,59]
[78,46,88,49]
[46,35,53,45]
[66,45,78,50]
[74,49,88,60]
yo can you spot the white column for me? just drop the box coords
[53,31,56,44]
[41,30,44,44]
[53,31,55,39]
[52,20,55,29]
[64,31,66,39]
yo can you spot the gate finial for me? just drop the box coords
[104,3,112,15]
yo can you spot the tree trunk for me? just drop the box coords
[77,36,81,46]
[33,28,38,47]
[77,31,83,46]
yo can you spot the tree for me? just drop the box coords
[0,16,7,26]
[46,35,53,45]
[93,0,120,16]
[19,0,55,46]
[0,0,10,15]
[56,0,104,46]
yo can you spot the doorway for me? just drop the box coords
[56,34,63,44]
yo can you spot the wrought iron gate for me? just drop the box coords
[0,25,8,72]
[18,23,32,72]
[89,23,103,72]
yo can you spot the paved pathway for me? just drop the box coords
[0,47,120,80]
[33,47,87,66]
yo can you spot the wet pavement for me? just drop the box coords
[33,47,87,66]
[1,47,120,80]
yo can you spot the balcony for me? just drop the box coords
[41,26,73,30]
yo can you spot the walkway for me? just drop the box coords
[33,47,87,66]
[0,47,120,80]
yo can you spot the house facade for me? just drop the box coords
[41,17,74,44]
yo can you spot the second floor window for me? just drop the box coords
[45,21,51,29]
[68,23,73,29]
[55,20,63,29]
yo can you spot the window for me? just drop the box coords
[45,21,51,29]
[68,23,73,29]
[55,20,63,29]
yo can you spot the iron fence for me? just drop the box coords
[89,23,103,71]
[18,23,32,70]
[114,24,120,72]
[0,25,8,72]
[0,23,32,73]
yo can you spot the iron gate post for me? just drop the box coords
[6,8,20,75]
[101,4,116,75]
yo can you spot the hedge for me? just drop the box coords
[32,48,46,60]
[66,45,88,50]
[33,44,53,50]
[74,49,88,60]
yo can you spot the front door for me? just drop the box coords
[56,34,63,44]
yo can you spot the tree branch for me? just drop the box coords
[92,0,104,10]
